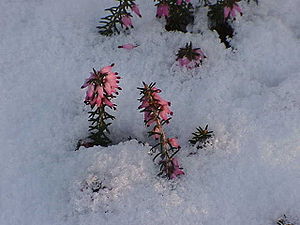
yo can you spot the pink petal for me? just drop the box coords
[100,64,114,74]
[224,7,230,19]
[234,3,242,14]
[118,43,138,50]
[176,0,182,5]
[131,4,142,17]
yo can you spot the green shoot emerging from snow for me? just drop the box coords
[189,125,214,149]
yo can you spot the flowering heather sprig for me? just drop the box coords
[138,82,184,179]
[81,64,121,147]
[154,0,194,33]
[97,0,141,36]
[204,0,257,48]
[189,125,214,149]
[176,42,206,69]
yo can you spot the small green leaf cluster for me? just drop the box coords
[189,125,214,149]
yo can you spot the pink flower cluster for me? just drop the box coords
[81,64,121,109]
[121,4,142,28]
[138,83,184,179]
[156,4,170,18]
[177,49,206,69]
[224,3,242,19]
[138,86,173,127]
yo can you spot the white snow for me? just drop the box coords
[0,0,299,224]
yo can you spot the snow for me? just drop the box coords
[0,0,299,224]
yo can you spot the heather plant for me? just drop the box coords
[198,0,258,47]
[80,64,121,147]
[176,42,206,69]
[277,215,295,225]
[189,125,214,149]
[138,82,184,179]
[97,0,142,36]
[154,0,194,32]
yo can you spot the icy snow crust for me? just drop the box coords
[1,0,300,224]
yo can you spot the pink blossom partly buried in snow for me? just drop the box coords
[176,42,206,69]
[121,15,133,28]
[118,43,139,50]
[156,4,170,18]
[224,3,242,19]
[131,4,142,17]
[170,158,185,179]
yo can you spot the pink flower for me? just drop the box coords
[178,57,191,67]
[156,4,169,18]
[118,43,139,50]
[224,3,242,19]
[153,126,161,139]
[170,158,185,179]
[121,15,133,28]
[159,105,173,120]
[103,98,115,108]
[100,64,114,74]
[86,85,95,99]
[194,49,206,61]
[81,72,96,88]
[131,4,142,17]
[168,138,180,148]
[82,65,120,108]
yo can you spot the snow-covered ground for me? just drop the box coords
[1,0,300,224]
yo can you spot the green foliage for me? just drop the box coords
[189,125,214,149]
[176,42,200,61]
[166,1,194,32]
[207,1,234,48]
[97,0,136,36]
[88,105,115,147]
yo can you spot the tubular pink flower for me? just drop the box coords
[121,15,133,28]
[161,4,170,17]
[194,49,206,60]
[87,85,95,98]
[168,138,180,148]
[96,95,102,107]
[100,64,114,74]
[153,126,161,139]
[131,4,142,17]
[118,43,138,50]
[179,57,191,66]
[81,73,96,88]
[176,0,183,5]
[156,4,169,18]
[170,158,185,179]
[224,3,242,19]
[224,6,231,18]
[96,86,104,98]
[233,3,242,14]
